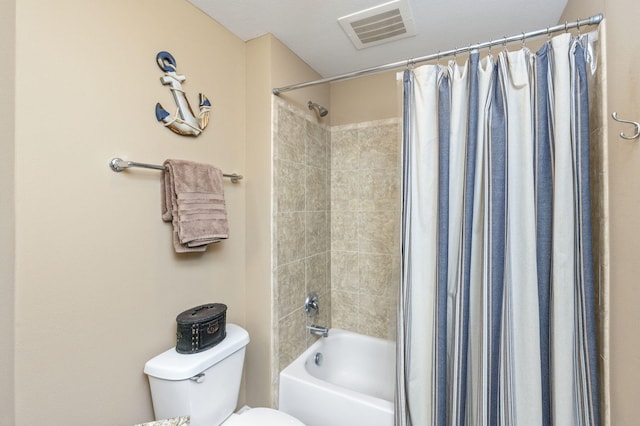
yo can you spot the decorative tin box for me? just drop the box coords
[176,303,227,354]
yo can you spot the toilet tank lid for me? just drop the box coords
[144,323,249,380]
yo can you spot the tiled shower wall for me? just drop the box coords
[272,98,401,403]
[272,99,331,403]
[330,120,400,341]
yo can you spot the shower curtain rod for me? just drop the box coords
[272,13,603,95]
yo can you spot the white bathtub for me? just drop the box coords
[278,329,395,426]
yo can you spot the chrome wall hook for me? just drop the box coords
[612,112,640,140]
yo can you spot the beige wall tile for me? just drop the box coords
[331,128,359,170]
[331,290,359,331]
[359,168,401,212]
[331,251,360,293]
[358,294,394,338]
[275,107,399,394]
[273,101,332,401]
[331,212,358,251]
[358,209,400,255]
[306,121,329,169]
[278,310,307,373]
[306,166,328,211]
[331,170,360,211]
[359,124,400,169]
[276,261,306,319]
[359,253,394,298]
[330,119,401,341]
[306,211,329,256]
[277,212,306,265]
[306,252,329,296]
[276,159,305,212]
[275,108,306,164]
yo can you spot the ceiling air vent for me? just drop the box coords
[338,0,416,50]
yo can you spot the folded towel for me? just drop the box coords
[161,159,229,253]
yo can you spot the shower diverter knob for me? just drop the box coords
[305,292,319,317]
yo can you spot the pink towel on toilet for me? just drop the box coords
[161,159,229,252]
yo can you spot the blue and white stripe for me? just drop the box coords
[397,32,601,426]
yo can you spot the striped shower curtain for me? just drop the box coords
[396,31,601,425]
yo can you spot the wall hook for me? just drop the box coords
[612,112,640,140]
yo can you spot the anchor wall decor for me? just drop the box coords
[155,51,210,137]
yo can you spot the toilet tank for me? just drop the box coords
[144,323,250,426]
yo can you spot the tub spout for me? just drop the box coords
[307,324,329,337]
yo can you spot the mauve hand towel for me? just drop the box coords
[161,159,229,253]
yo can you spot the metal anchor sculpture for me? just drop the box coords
[155,51,210,136]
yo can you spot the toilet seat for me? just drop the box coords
[222,408,304,426]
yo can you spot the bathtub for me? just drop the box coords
[278,329,395,426]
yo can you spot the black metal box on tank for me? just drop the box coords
[176,303,227,354]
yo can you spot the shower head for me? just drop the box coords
[308,101,329,118]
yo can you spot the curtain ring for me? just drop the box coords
[502,35,508,53]
[547,25,551,40]
[565,21,569,32]
[577,18,582,36]
[522,32,526,47]
[436,51,441,66]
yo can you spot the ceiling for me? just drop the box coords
[187,0,569,78]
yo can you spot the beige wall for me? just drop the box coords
[244,33,273,410]
[245,34,329,407]
[270,38,330,117]
[4,5,329,423]
[330,71,399,126]
[0,0,16,423]
[563,0,640,424]
[12,0,246,424]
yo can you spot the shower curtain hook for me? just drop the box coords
[502,35,508,53]
[522,32,526,47]
[577,18,582,36]
[565,21,569,32]
[547,26,551,41]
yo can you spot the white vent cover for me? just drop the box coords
[338,0,416,50]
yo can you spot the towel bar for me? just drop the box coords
[109,158,243,183]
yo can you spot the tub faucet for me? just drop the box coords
[307,324,329,337]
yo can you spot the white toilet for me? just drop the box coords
[144,323,304,426]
